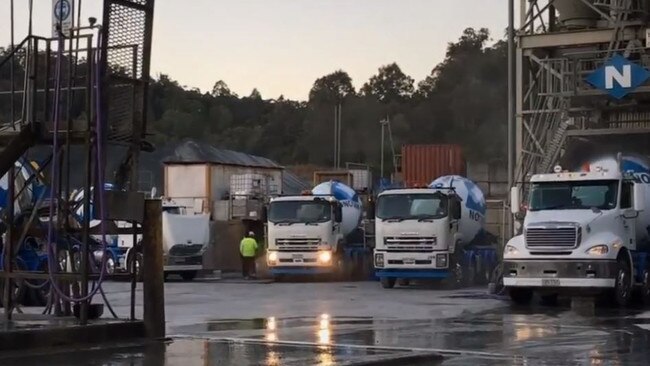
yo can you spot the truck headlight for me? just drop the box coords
[504,245,519,257]
[586,245,608,256]
[436,253,447,268]
[268,251,278,265]
[374,253,384,268]
[318,250,332,264]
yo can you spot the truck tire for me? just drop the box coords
[380,277,396,289]
[445,254,464,289]
[127,251,143,282]
[509,288,533,305]
[642,268,650,306]
[614,257,632,307]
[181,271,197,281]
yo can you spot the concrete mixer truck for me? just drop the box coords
[372,175,498,289]
[504,154,650,307]
[265,181,366,280]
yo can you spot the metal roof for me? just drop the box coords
[161,139,310,194]
[163,140,282,169]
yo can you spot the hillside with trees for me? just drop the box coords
[0,27,506,181]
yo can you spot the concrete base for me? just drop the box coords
[0,314,145,351]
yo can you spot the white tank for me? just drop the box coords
[312,181,362,237]
[579,154,650,242]
[429,175,486,244]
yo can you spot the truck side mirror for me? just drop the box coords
[451,198,461,220]
[634,184,646,211]
[261,206,268,222]
[334,204,343,223]
[510,187,521,214]
[366,201,375,220]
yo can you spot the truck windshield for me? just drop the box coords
[376,193,447,220]
[528,180,618,211]
[269,200,331,224]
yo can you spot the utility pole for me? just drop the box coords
[333,103,343,169]
[507,0,516,236]
[380,117,389,179]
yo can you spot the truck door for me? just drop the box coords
[620,181,637,250]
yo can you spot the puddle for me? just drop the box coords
[0,339,443,366]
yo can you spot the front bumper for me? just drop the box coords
[373,251,450,279]
[373,251,448,270]
[164,255,203,272]
[502,259,617,288]
[267,251,333,268]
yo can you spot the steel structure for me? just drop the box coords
[0,0,155,325]
[515,0,650,195]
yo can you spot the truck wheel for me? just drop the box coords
[509,288,533,305]
[127,252,143,282]
[642,268,650,306]
[181,271,197,281]
[445,256,464,289]
[615,257,632,307]
[380,277,396,289]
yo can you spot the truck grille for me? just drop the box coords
[525,226,580,249]
[169,244,204,257]
[384,236,436,251]
[275,238,320,250]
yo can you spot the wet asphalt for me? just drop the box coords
[0,280,649,365]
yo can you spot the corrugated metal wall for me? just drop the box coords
[401,144,466,187]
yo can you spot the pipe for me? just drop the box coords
[46,30,109,303]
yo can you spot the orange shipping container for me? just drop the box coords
[401,145,466,188]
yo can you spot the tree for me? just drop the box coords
[249,88,262,99]
[360,63,414,103]
[211,80,238,98]
[309,70,355,102]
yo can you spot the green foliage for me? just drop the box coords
[0,27,507,171]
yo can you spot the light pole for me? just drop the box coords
[380,118,389,180]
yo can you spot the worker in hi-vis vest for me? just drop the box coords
[240,231,258,279]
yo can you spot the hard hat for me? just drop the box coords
[248,231,255,236]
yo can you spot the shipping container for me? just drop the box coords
[400,144,466,188]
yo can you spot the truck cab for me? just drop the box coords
[504,165,647,306]
[266,195,344,277]
[373,188,463,288]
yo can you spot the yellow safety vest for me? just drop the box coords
[240,237,258,257]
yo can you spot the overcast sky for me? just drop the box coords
[1,0,507,100]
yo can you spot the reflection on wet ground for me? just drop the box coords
[170,293,650,365]
[3,290,650,365]
[0,339,442,366]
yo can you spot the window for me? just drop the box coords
[529,180,618,211]
[376,193,448,220]
[621,181,632,209]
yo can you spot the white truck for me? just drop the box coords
[504,155,650,306]
[76,190,210,281]
[373,175,497,288]
[265,181,363,279]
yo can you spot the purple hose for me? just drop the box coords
[46,30,109,302]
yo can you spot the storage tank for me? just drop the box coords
[401,144,465,188]
[429,175,486,244]
[554,0,600,29]
[312,181,362,236]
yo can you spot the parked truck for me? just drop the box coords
[504,154,650,306]
[266,181,366,279]
[373,175,498,288]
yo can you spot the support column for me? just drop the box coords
[143,199,165,339]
